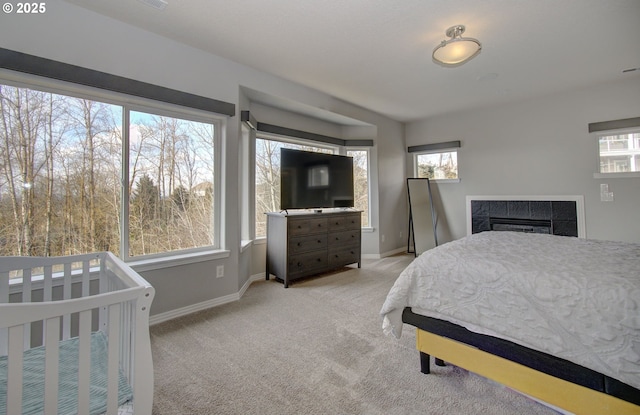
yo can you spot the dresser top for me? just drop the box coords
[266,209,361,218]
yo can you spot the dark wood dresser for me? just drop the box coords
[265,210,361,288]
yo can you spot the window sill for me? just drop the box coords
[240,240,253,253]
[431,178,460,183]
[128,249,231,273]
[593,172,640,179]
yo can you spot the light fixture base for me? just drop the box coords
[445,25,466,38]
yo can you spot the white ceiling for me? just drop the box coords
[66,0,640,123]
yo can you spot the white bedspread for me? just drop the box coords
[380,231,640,390]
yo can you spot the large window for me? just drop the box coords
[254,137,371,237]
[597,129,640,175]
[0,82,220,259]
[128,111,216,257]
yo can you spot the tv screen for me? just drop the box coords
[280,148,354,210]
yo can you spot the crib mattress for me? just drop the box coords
[0,331,133,415]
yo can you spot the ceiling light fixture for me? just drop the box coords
[432,25,481,67]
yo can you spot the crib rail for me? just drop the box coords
[0,252,155,415]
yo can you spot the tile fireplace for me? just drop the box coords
[466,195,586,238]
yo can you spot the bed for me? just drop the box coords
[380,231,640,415]
[0,252,155,415]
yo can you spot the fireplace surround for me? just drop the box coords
[466,195,585,238]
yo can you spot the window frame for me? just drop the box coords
[253,134,338,239]
[239,122,253,250]
[0,71,227,266]
[123,104,224,261]
[346,147,372,228]
[253,133,371,238]
[412,148,460,183]
[593,126,640,179]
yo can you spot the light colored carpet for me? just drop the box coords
[150,255,559,415]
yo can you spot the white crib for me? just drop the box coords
[0,252,155,415]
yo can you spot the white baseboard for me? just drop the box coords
[149,272,266,326]
[362,246,407,259]
[150,249,407,325]
[239,273,266,297]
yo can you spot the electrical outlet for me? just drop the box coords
[216,265,224,278]
[381,234,386,243]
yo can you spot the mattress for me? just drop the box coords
[380,231,640,390]
[0,331,133,415]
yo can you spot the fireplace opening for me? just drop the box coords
[490,217,552,234]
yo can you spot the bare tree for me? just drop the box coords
[0,86,51,255]
[1,82,216,258]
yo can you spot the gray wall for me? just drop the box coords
[406,77,640,244]
[0,1,407,319]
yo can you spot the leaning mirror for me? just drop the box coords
[407,178,438,256]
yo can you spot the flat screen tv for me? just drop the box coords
[280,148,354,210]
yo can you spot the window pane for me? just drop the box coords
[347,149,369,227]
[416,151,458,179]
[0,84,122,258]
[254,139,332,237]
[598,132,640,173]
[129,111,215,257]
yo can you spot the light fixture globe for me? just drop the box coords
[432,25,482,67]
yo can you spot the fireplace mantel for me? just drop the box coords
[466,195,586,238]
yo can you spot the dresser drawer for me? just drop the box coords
[328,247,360,268]
[288,217,328,236]
[328,229,360,247]
[288,251,328,276]
[327,214,361,231]
[289,234,328,254]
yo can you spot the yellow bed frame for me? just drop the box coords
[417,329,640,415]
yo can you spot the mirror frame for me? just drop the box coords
[407,178,438,256]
